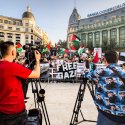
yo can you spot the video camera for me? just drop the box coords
[23,41,42,69]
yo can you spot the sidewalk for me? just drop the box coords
[26,82,97,125]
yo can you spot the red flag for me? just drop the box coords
[93,52,98,63]
[47,43,51,50]
[72,34,76,41]
[16,42,22,49]
[71,45,76,50]
[71,34,80,41]
[65,49,69,53]
[56,44,58,50]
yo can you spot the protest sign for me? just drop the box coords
[56,62,77,79]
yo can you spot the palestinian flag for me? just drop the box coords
[16,42,22,52]
[47,43,51,50]
[71,45,76,50]
[78,47,85,55]
[71,34,80,49]
[55,44,58,50]
[60,48,65,55]
[42,48,48,53]
[93,52,98,63]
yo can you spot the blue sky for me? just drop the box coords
[0,0,125,44]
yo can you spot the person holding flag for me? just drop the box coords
[93,51,99,63]
[16,42,23,53]
[71,34,80,50]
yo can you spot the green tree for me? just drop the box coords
[101,38,108,52]
[108,38,117,50]
[57,40,67,49]
[87,41,93,51]
[102,38,117,52]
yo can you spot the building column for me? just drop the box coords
[4,32,7,41]
[92,32,95,47]
[108,29,110,44]
[12,33,15,43]
[100,31,102,46]
[86,33,88,45]
[117,27,120,47]
[68,35,71,49]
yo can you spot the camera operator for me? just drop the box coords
[87,50,125,125]
[0,41,41,125]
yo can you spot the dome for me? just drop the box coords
[22,6,35,20]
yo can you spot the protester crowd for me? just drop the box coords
[1,41,125,125]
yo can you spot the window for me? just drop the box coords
[25,40,28,44]
[90,19,93,22]
[31,35,33,39]
[25,35,29,39]
[13,21,16,25]
[0,32,4,37]
[95,31,100,45]
[16,22,20,26]
[88,33,93,42]
[104,16,107,19]
[25,28,29,32]
[8,27,12,30]
[81,33,86,43]
[120,27,125,47]
[25,23,29,26]
[0,19,3,23]
[7,33,13,38]
[16,34,21,39]
[4,20,8,24]
[111,29,116,36]
[16,39,20,42]
[102,30,108,41]
[16,28,20,31]
[8,21,11,24]
[31,29,33,32]
[8,39,12,41]
[0,25,4,29]
[110,29,117,44]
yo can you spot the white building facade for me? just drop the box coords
[67,3,125,48]
[0,6,49,45]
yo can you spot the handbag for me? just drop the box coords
[27,108,42,125]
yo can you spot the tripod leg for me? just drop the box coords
[70,80,87,125]
[70,79,96,125]
[30,79,37,108]
[38,79,50,125]
[87,81,95,101]
[40,101,51,125]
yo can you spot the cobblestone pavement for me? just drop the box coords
[26,82,97,125]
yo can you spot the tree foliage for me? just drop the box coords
[57,39,68,49]
[109,38,117,50]
[101,38,117,52]
[87,41,93,51]
[101,38,109,52]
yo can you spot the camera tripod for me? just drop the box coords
[70,78,96,125]
[30,78,50,125]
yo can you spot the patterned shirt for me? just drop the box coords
[87,63,125,116]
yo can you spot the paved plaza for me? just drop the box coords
[26,82,98,125]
